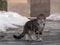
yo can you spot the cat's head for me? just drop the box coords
[37,14,45,20]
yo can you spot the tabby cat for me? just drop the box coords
[13,14,46,41]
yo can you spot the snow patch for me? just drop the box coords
[0,11,29,32]
[46,13,60,20]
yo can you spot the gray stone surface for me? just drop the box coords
[0,29,60,45]
[0,21,60,45]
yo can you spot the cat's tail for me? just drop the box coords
[13,30,26,39]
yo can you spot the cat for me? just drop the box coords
[13,14,46,40]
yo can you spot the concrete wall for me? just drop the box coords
[50,0,60,14]
[30,0,50,17]
[7,0,50,17]
[7,0,30,17]
[8,0,27,3]
[1,0,60,17]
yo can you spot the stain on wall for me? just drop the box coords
[30,0,50,17]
